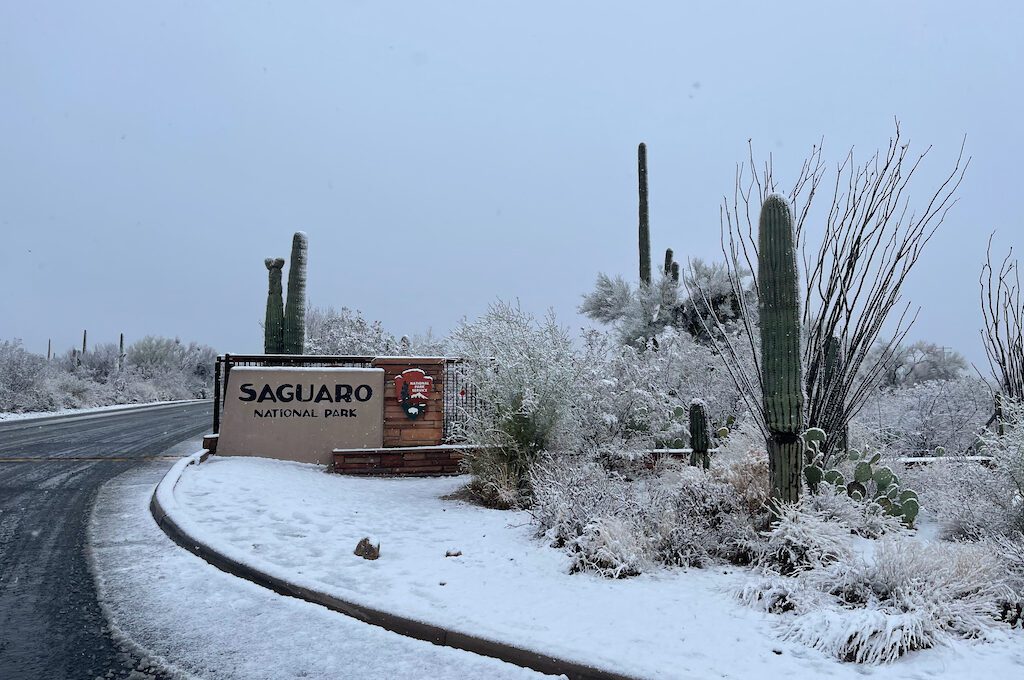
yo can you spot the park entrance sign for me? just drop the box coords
[217,366,385,464]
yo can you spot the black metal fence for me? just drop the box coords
[213,354,476,442]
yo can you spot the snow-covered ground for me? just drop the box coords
[168,457,1024,679]
[0,398,205,422]
[89,461,548,680]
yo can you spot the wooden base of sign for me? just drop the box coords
[332,444,473,476]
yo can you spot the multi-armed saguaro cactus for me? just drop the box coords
[689,399,711,469]
[283,232,308,355]
[638,142,651,287]
[758,194,805,503]
[264,257,285,353]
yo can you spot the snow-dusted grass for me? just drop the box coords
[168,457,1024,679]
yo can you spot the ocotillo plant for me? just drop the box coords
[689,399,711,469]
[264,257,285,353]
[638,142,651,286]
[283,232,308,355]
[758,194,804,503]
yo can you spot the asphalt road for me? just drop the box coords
[0,401,213,680]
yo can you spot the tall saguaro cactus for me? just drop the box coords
[283,232,308,355]
[758,194,804,503]
[264,257,286,353]
[638,142,651,287]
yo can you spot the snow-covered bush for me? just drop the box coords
[903,458,1012,540]
[852,377,991,456]
[0,335,216,414]
[652,465,761,567]
[531,454,760,575]
[305,306,400,355]
[984,532,1024,625]
[759,503,853,575]
[579,258,754,346]
[744,538,1015,663]
[798,483,907,539]
[904,401,1024,540]
[798,540,1011,662]
[450,302,583,507]
[710,422,769,515]
[0,340,50,411]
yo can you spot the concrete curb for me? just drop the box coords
[150,455,640,680]
[0,399,211,430]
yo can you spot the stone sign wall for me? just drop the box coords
[217,366,385,465]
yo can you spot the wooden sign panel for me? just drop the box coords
[217,366,385,465]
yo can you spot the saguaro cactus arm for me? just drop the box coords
[283,232,308,355]
[264,257,285,354]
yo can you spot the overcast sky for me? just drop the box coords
[1,1,1021,367]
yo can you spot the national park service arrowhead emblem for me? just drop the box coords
[394,368,433,419]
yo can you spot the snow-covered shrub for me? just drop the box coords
[904,401,1024,541]
[451,302,583,507]
[642,327,749,430]
[852,377,991,456]
[651,465,761,567]
[798,483,907,539]
[738,572,831,615]
[531,454,759,575]
[305,306,400,355]
[710,424,769,515]
[0,340,51,411]
[0,335,216,414]
[803,540,1011,661]
[784,607,932,664]
[580,271,681,348]
[759,503,853,575]
[745,538,1016,664]
[571,515,649,578]
[568,335,655,458]
[903,458,1012,540]
[984,532,1024,625]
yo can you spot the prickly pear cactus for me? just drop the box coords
[283,232,308,355]
[264,257,285,354]
[845,448,920,526]
[804,437,920,526]
[802,428,828,493]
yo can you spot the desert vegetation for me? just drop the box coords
[0,335,216,414]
